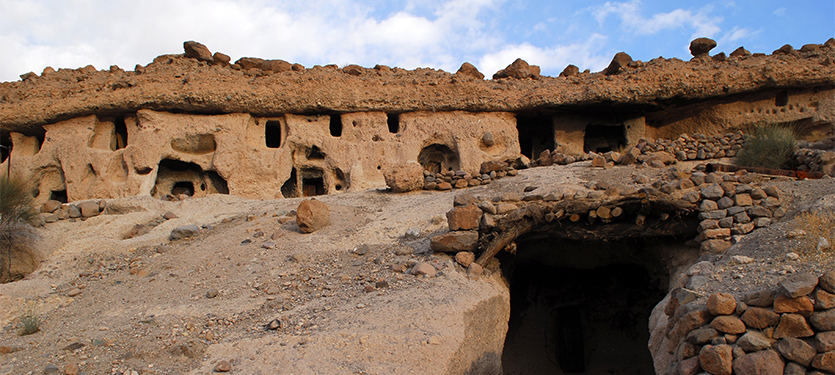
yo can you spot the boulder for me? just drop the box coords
[811,351,835,373]
[261,59,292,73]
[773,295,813,316]
[815,332,835,352]
[820,270,835,293]
[169,225,200,241]
[235,57,266,70]
[604,52,632,75]
[296,199,330,233]
[732,350,784,375]
[706,293,737,315]
[774,338,816,367]
[430,231,478,253]
[76,201,101,218]
[809,308,835,331]
[456,62,484,80]
[690,37,717,57]
[559,64,579,77]
[447,205,481,231]
[212,52,231,66]
[738,331,773,352]
[183,41,213,62]
[384,162,425,193]
[699,344,733,375]
[493,58,540,79]
[710,316,746,334]
[731,46,751,57]
[740,307,780,329]
[342,64,364,76]
[780,272,819,298]
[411,262,437,277]
[455,251,475,267]
[41,200,62,213]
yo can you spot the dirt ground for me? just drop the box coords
[1,160,834,375]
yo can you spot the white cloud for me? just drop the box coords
[591,0,722,38]
[0,0,516,81]
[718,26,760,44]
[772,8,786,16]
[478,34,611,77]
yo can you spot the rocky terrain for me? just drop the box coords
[1,37,835,375]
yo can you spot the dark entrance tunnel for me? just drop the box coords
[498,236,686,375]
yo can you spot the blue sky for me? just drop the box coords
[0,0,832,82]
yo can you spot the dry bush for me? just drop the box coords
[792,210,835,262]
[0,176,38,282]
[735,124,796,169]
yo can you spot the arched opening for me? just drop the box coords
[584,124,627,153]
[418,144,460,173]
[775,91,789,107]
[49,190,68,203]
[499,236,684,375]
[152,159,228,198]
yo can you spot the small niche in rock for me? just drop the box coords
[499,236,686,375]
[265,120,282,148]
[329,114,343,137]
[152,159,228,198]
[517,113,555,159]
[584,123,627,153]
[418,144,460,173]
[387,113,400,133]
[281,167,299,198]
[775,90,789,107]
[50,190,68,203]
[170,134,216,155]
[171,181,195,196]
[307,145,326,160]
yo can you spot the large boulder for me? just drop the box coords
[732,350,785,375]
[76,201,101,218]
[296,199,330,233]
[690,38,717,57]
[183,41,213,62]
[261,59,292,73]
[604,52,632,75]
[456,62,484,80]
[384,162,425,193]
[430,231,478,253]
[493,58,540,79]
[169,225,200,241]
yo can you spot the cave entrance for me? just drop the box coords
[517,114,555,159]
[584,124,627,153]
[152,159,228,198]
[418,144,460,173]
[301,168,326,197]
[499,236,678,375]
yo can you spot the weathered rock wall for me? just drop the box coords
[0,109,519,205]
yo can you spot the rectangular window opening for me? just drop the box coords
[265,120,282,148]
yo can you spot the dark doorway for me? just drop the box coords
[517,114,555,159]
[50,190,68,203]
[114,116,128,150]
[265,120,282,148]
[303,176,325,196]
[584,124,626,153]
[500,237,669,375]
[387,113,400,133]
[330,114,343,137]
[0,132,9,163]
[171,181,195,196]
[418,144,460,173]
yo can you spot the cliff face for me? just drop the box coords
[0,40,833,206]
[1,40,834,134]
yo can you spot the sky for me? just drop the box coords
[0,0,833,82]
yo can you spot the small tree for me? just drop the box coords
[0,176,37,281]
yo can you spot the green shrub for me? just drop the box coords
[735,125,796,169]
[20,302,39,335]
[0,176,37,281]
